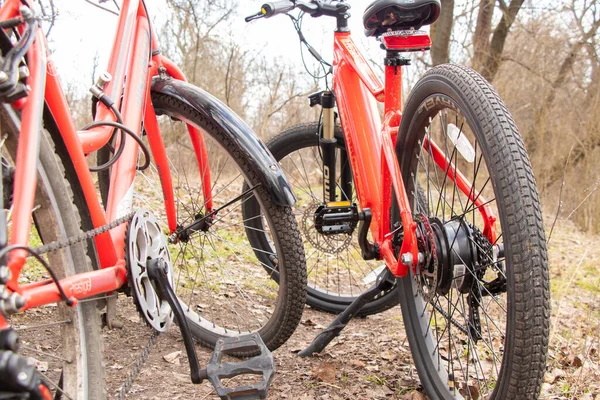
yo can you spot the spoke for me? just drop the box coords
[416,149,459,218]
[300,145,323,198]
[206,231,272,330]
[201,233,246,333]
[452,197,497,224]
[38,370,74,400]
[20,345,71,363]
[281,163,320,202]
[204,186,258,229]
[450,247,508,313]
[464,146,484,216]
[14,320,71,331]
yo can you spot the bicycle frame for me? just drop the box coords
[330,31,497,277]
[0,0,210,314]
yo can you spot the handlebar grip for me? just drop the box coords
[261,1,295,18]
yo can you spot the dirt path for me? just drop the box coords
[105,301,422,399]
[101,215,599,400]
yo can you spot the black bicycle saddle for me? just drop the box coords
[363,0,441,37]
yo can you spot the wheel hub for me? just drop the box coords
[416,217,492,297]
[126,209,174,332]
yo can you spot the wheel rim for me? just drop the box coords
[399,103,509,399]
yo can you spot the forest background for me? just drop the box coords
[36,0,600,397]
[50,0,600,236]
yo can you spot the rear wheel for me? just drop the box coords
[395,64,550,399]
[2,105,104,399]
[245,123,399,316]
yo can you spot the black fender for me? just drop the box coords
[150,78,296,207]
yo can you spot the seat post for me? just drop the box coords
[383,50,410,134]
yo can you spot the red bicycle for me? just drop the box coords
[246,0,550,398]
[0,1,307,398]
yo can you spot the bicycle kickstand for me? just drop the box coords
[298,268,395,357]
[146,258,275,400]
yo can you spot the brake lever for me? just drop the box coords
[245,11,264,22]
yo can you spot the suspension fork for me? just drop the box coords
[320,91,337,203]
[339,150,352,202]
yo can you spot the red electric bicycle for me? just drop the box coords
[0,1,307,399]
[246,0,550,398]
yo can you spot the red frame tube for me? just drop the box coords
[0,0,212,315]
[105,14,151,259]
[423,137,497,242]
[333,32,418,276]
[77,0,140,154]
[331,30,496,277]
[158,57,213,212]
[6,28,47,291]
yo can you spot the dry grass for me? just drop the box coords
[542,212,600,399]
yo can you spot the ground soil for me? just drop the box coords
[100,212,599,400]
[105,301,421,400]
[99,214,600,400]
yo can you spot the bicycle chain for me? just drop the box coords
[115,328,160,400]
[30,211,161,398]
[431,300,469,337]
[32,212,136,255]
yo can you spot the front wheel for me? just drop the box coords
[2,105,104,399]
[395,64,550,399]
[143,91,307,352]
[244,123,400,316]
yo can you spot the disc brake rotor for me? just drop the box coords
[126,209,174,332]
[414,214,438,302]
[301,200,352,254]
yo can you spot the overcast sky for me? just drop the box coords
[45,0,379,91]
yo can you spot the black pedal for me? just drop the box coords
[202,333,275,400]
[314,202,359,235]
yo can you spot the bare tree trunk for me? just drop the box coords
[472,0,494,71]
[480,0,525,81]
[430,0,454,66]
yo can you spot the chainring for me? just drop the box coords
[126,209,174,332]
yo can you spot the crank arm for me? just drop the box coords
[147,259,275,399]
[146,258,204,383]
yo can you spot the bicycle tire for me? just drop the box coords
[394,64,550,399]
[1,105,105,399]
[143,91,307,352]
[244,123,399,316]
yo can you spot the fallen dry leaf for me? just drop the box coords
[402,390,427,400]
[163,350,182,364]
[459,384,480,400]
[349,359,366,368]
[312,361,336,383]
[570,354,584,368]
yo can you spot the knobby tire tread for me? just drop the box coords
[150,91,307,352]
[398,64,549,399]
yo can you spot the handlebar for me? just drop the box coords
[262,1,296,17]
[245,0,349,23]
